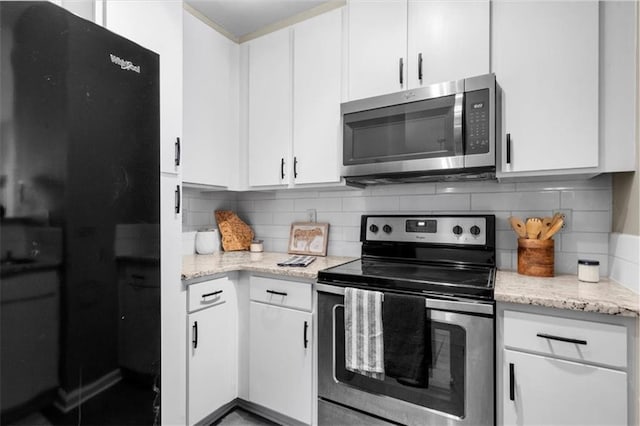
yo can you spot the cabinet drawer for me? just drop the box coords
[250,276,312,311]
[504,310,627,368]
[188,277,231,313]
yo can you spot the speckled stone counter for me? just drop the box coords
[182,251,357,282]
[496,270,640,317]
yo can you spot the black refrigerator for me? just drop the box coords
[0,2,161,425]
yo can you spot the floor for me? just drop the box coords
[212,408,278,426]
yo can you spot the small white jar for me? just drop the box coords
[195,230,220,254]
[577,259,600,283]
[250,240,264,252]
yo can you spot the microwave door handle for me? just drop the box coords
[453,93,464,156]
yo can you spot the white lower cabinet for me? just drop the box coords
[249,277,313,424]
[499,304,634,426]
[503,349,627,426]
[187,277,237,426]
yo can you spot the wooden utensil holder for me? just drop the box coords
[518,238,554,277]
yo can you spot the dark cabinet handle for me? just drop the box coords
[192,321,198,349]
[418,53,423,81]
[294,156,298,179]
[202,290,223,299]
[280,158,285,180]
[536,333,587,345]
[266,289,287,297]
[509,363,515,401]
[399,57,404,85]
[174,185,181,214]
[175,137,181,166]
[506,133,511,164]
[303,321,309,349]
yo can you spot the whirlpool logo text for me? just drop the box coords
[110,54,140,73]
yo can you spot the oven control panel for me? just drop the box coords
[364,216,487,245]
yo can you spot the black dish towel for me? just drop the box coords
[383,293,430,387]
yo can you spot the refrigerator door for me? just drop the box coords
[1,2,160,423]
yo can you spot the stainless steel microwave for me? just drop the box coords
[341,73,496,185]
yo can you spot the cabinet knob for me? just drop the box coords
[398,57,404,86]
[280,158,285,180]
[418,52,423,82]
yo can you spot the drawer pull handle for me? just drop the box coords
[509,363,515,401]
[303,321,309,349]
[266,289,287,297]
[192,321,198,349]
[202,290,223,299]
[536,333,587,345]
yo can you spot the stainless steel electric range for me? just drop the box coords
[317,214,496,426]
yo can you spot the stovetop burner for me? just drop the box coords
[317,215,496,300]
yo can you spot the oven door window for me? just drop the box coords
[334,305,466,418]
[343,95,462,165]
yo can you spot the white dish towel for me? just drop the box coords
[344,287,385,380]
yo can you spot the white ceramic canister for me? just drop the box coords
[195,229,221,254]
[577,259,600,283]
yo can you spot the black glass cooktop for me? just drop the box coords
[317,259,495,300]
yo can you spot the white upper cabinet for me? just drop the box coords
[346,0,489,101]
[493,1,599,175]
[292,8,343,185]
[183,10,239,188]
[407,0,489,88]
[347,0,407,100]
[104,1,183,175]
[248,27,292,187]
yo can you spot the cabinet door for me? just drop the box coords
[160,174,186,425]
[292,8,342,185]
[347,0,407,100]
[188,280,237,425]
[183,11,239,188]
[248,28,291,187]
[492,1,598,174]
[503,349,627,426]
[407,0,489,88]
[249,302,312,424]
[105,1,183,175]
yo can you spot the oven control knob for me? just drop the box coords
[383,224,392,234]
[470,225,481,236]
[369,224,379,233]
[453,225,463,236]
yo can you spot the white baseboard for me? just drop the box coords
[54,369,122,413]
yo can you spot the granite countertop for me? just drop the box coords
[182,251,357,282]
[182,252,639,317]
[495,270,640,317]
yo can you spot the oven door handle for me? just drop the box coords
[315,283,493,316]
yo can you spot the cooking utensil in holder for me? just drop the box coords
[518,238,554,277]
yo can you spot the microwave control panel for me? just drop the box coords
[464,89,490,154]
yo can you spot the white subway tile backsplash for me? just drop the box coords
[436,181,515,194]
[472,191,560,211]
[572,211,611,232]
[561,190,611,211]
[342,196,400,212]
[182,177,613,271]
[561,232,609,255]
[369,182,436,196]
[609,233,639,294]
[399,194,470,211]
[253,199,294,212]
[294,197,342,212]
[496,230,518,251]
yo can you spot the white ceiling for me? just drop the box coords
[186,0,327,39]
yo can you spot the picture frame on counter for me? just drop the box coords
[288,222,329,256]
